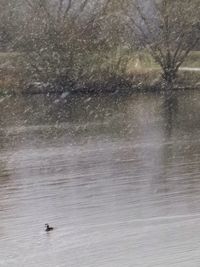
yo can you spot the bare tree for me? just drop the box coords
[19,0,113,87]
[0,0,24,51]
[123,0,200,89]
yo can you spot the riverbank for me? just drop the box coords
[0,69,198,96]
[0,52,199,95]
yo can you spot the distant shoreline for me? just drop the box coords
[1,84,199,98]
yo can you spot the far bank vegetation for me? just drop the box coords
[0,0,199,93]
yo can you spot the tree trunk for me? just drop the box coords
[162,67,177,92]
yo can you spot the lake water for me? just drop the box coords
[1,91,200,266]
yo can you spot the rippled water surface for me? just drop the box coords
[1,92,200,266]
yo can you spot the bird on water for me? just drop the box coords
[45,224,54,232]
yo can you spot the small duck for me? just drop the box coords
[45,224,54,232]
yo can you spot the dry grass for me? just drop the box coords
[176,70,200,87]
